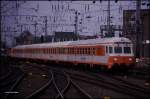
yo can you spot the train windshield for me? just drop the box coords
[124,47,131,54]
[114,47,122,53]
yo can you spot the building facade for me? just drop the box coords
[123,9,150,59]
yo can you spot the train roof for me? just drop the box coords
[13,37,131,49]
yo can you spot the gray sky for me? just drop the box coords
[1,0,149,47]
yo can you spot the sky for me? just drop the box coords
[1,0,149,47]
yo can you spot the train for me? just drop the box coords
[8,37,135,70]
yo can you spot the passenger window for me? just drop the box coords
[88,48,90,54]
[124,47,131,54]
[106,46,108,53]
[109,47,112,53]
[114,47,122,53]
[93,48,95,55]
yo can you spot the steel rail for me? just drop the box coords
[0,67,12,81]
[56,71,71,99]
[49,68,93,99]
[86,71,150,98]
[70,78,93,99]
[51,71,64,99]
[5,73,25,99]
[66,70,149,98]
[0,67,21,87]
[105,74,150,94]
[25,70,53,99]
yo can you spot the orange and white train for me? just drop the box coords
[8,37,135,69]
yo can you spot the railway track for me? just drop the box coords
[8,62,93,99]
[6,64,50,99]
[0,67,23,89]
[54,70,93,99]
[4,61,149,99]
[90,73,149,98]
[0,66,12,81]
[128,67,150,80]
[64,70,150,98]
[25,70,53,99]
[31,67,93,99]
[22,62,150,98]
[0,67,24,99]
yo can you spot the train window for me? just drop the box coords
[54,48,56,54]
[42,49,43,53]
[124,47,131,54]
[56,48,57,54]
[58,48,60,54]
[80,48,82,54]
[70,48,72,54]
[72,48,73,54]
[62,48,63,54]
[60,48,62,54]
[106,46,108,53]
[71,48,73,54]
[68,48,70,54]
[78,48,80,54]
[92,48,94,55]
[81,48,83,55]
[67,48,68,54]
[84,48,86,54]
[46,48,48,54]
[114,47,122,53]
[61,48,63,54]
[85,48,88,54]
[82,48,84,54]
[88,48,90,54]
[90,48,92,55]
[109,47,113,53]
[45,49,46,54]
[52,48,54,54]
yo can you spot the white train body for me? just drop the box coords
[9,37,135,69]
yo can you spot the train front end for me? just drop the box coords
[107,38,135,70]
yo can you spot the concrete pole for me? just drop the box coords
[45,16,47,42]
[135,0,141,58]
[107,0,111,36]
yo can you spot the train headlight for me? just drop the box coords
[129,58,132,61]
[114,58,118,61]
